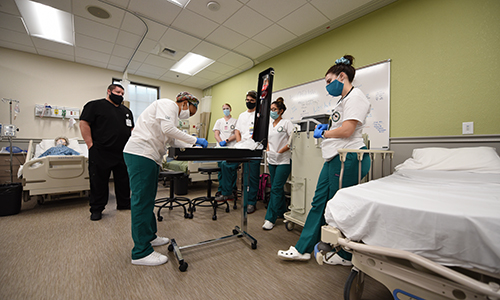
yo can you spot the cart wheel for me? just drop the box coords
[212,215,217,221]
[233,204,237,210]
[225,207,230,213]
[232,229,239,235]
[168,244,174,252]
[184,213,190,218]
[37,197,45,205]
[251,241,257,249]
[344,269,365,300]
[179,262,188,272]
[158,215,163,222]
[187,213,193,219]
[285,221,294,231]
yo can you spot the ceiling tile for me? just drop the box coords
[0,28,32,46]
[143,54,176,69]
[217,51,253,69]
[120,12,149,36]
[0,12,25,33]
[76,57,108,69]
[126,60,142,73]
[75,33,114,54]
[112,44,135,59]
[0,0,20,15]
[192,41,229,61]
[202,62,234,76]
[222,6,272,38]
[309,0,372,20]
[75,47,111,63]
[205,25,247,50]
[127,0,181,25]
[159,71,190,83]
[32,37,74,56]
[185,0,243,24]
[141,19,168,41]
[170,9,219,40]
[138,61,170,76]
[252,24,296,50]
[108,55,129,69]
[72,0,125,28]
[0,40,36,54]
[115,30,143,48]
[196,68,224,80]
[158,28,201,53]
[137,38,157,54]
[107,64,126,72]
[75,16,120,42]
[246,0,307,21]
[233,39,271,59]
[278,3,329,36]
[36,49,74,62]
[130,50,148,63]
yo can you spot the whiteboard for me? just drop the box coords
[273,60,390,149]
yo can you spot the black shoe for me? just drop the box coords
[90,212,102,221]
[247,205,256,214]
[117,205,131,210]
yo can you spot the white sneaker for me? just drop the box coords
[262,220,274,230]
[277,246,311,261]
[150,236,170,247]
[323,253,353,266]
[131,251,168,266]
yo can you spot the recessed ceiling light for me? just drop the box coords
[87,6,110,19]
[170,52,215,76]
[15,0,74,46]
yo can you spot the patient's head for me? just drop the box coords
[55,137,69,147]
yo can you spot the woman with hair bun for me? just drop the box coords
[278,55,371,265]
[262,97,294,230]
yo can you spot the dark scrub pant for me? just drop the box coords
[243,159,260,206]
[265,163,291,223]
[217,161,238,196]
[88,147,131,214]
[295,148,370,260]
[123,153,160,260]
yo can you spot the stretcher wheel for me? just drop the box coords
[225,207,230,213]
[158,215,164,222]
[187,213,193,219]
[344,269,365,300]
[251,241,257,249]
[179,262,188,272]
[285,221,294,231]
[232,229,239,235]
[212,215,217,221]
[168,244,174,252]
[233,203,237,209]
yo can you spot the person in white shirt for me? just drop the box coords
[213,103,239,197]
[123,92,208,267]
[262,98,294,230]
[215,90,260,214]
[278,55,371,265]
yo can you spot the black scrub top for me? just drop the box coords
[80,99,134,153]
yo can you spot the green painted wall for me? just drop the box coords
[207,0,500,142]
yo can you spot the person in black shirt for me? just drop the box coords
[80,84,134,221]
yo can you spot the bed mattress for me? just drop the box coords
[324,169,500,274]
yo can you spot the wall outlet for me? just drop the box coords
[462,122,474,135]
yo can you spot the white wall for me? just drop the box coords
[0,47,203,140]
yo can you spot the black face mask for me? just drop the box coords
[109,92,124,105]
[246,101,256,109]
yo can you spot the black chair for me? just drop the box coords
[155,170,193,221]
[191,166,229,220]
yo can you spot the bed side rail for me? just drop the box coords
[321,225,500,298]
[338,149,395,188]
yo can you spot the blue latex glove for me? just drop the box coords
[219,140,227,147]
[313,127,324,139]
[196,138,208,148]
[317,124,328,131]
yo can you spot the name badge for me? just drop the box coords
[126,119,132,127]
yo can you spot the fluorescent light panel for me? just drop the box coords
[15,0,74,46]
[170,52,215,76]
[167,0,191,8]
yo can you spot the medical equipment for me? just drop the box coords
[319,147,500,300]
[20,139,89,203]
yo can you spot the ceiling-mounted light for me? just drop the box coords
[15,0,74,46]
[170,52,214,76]
[167,0,191,8]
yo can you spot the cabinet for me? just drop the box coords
[0,153,26,184]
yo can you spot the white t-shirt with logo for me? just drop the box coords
[124,98,197,165]
[235,110,255,142]
[320,88,371,161]
[212,117,237,147]
[267,118,294,165]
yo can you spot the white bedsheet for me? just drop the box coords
[324,169,500,274]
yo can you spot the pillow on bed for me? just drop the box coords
[395,147,500,173]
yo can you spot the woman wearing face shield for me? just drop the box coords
[262,98,294,230]
[123,91,208,266]
[278,55,371,265]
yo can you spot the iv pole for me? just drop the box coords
[2,98,20,183]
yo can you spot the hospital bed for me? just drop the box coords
[19,138,89,203]
[318,147,500,300]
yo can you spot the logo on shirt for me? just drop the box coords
[332,111,341,123]
[230,125,235,130]
[165,115,171,120]
[277,126,284,132]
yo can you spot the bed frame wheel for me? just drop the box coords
[158,215,164,222]
[212,215,217,221]
[168,244,174,252]
[285,221,294,231]
[179,262,188,272]
[344,269,365,300]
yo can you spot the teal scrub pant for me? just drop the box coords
[123,153,160,260]
[265,164,291,223]
[217,161,238,196]
[243,159,260,206]
[295,149,370,259]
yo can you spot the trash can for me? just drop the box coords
[0,183,23,217]
[174,174,189,196]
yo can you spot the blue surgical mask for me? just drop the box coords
[223,109,230,117]
[326,77,344,97]
[270,111,279,120]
